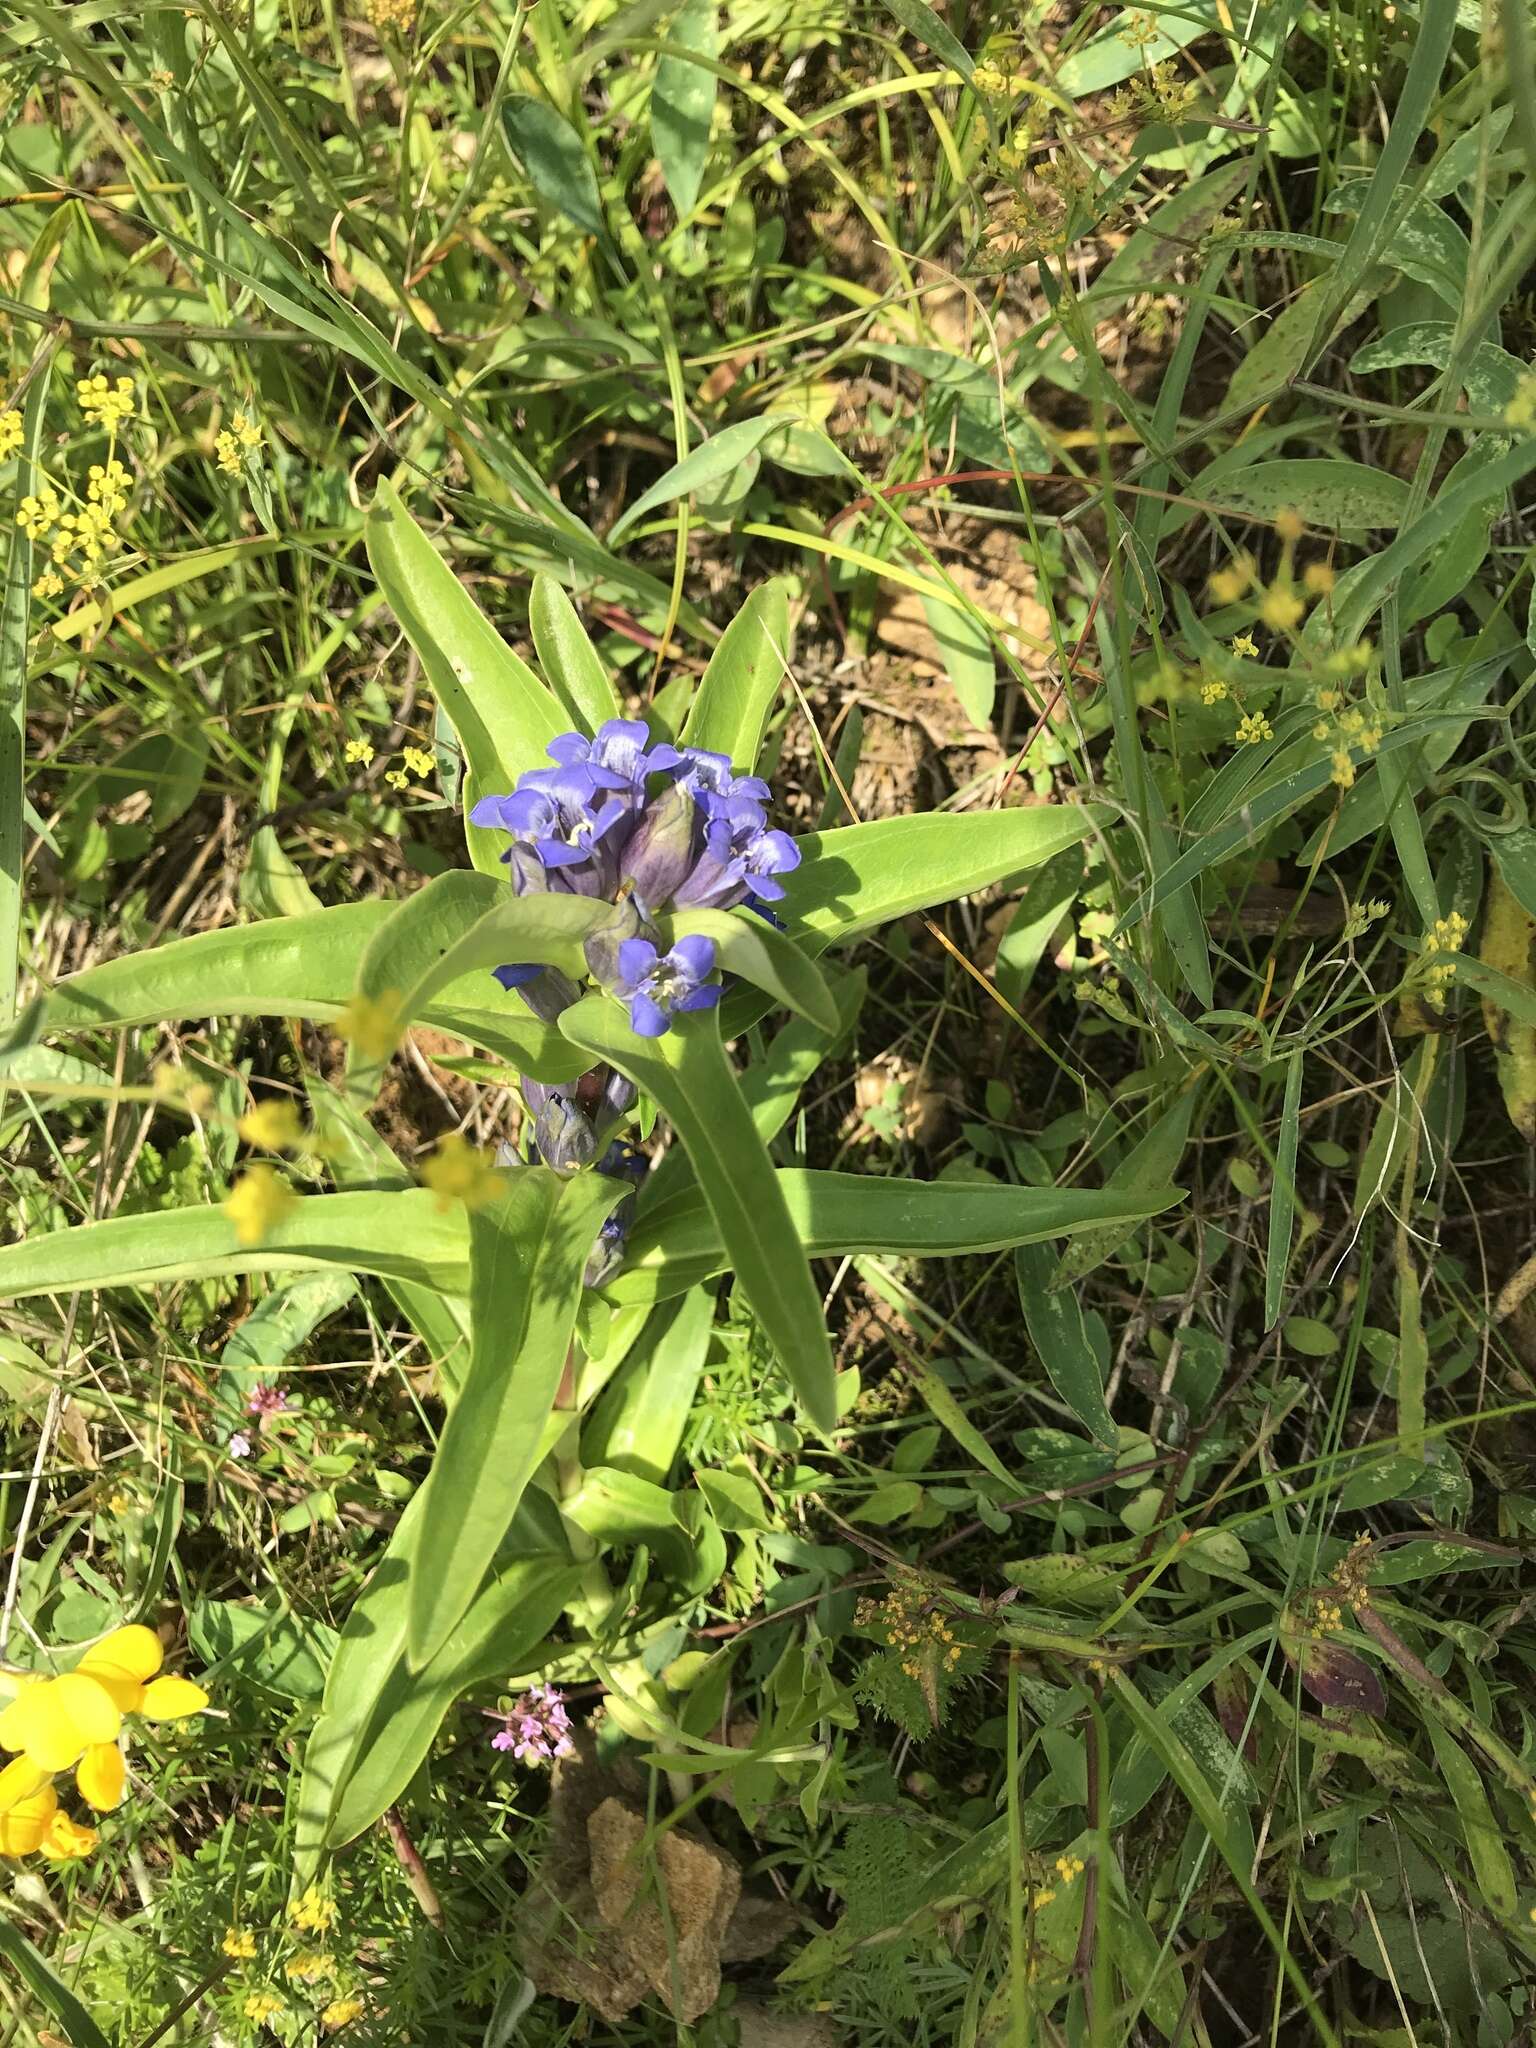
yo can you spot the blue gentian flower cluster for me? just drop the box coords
[472,719,802,1278]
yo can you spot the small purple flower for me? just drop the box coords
[470,767,625,889]
[491,1684,576,1763]
[611,934,721,1037]
[228,1431,253,1460]
[246,1383,291,1422]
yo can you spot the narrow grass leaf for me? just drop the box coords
[1264,1050,1304,1330]
[0,1922,113,2048]
[677,578,790,764]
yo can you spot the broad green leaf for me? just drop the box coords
[561,996,837,1431]
[221,1272,357,1382]
[652,0,718,216]
[35,901,573,1079]
[1057,2,1220,95]
[528,572,622,732]
[406,1169,624,1668]
[1015,1241,1114,1445]
[191,1599,338,1701]
[1092,160,1248,292]
[794,806,1105,946]
[920,593,995,726]
[1206,458,1410,533]
[677,578,790,765]
[612,1168,1185,1304]
[1424,1719,1517,1915]
[295,1490,577,1876]
[0,1187,470,1302]
[877,0,973,74]
[668,907,838,1033]
[0,1920,113,2048]
[500,93,607,240]
[1350,321,1524,412]
[366,481,565,872]
[1050,1089,1198,1288]
[581,1285,715,1482]
[610,420,786,544]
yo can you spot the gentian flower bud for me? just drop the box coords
[531,1089,598,1171]
[617,779,700,914]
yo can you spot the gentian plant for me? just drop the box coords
[0,486,1182,1883]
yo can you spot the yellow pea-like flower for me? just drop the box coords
[77,1741,126,1811]
[141,1675,210,1720]
[41,1812,98,1860]
[0,1779,57,1856]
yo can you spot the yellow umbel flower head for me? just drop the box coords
[237,1099,305,1151]
[224,1165,299,1246]
[420,1133,505,1212]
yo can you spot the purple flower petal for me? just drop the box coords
[615,937,659,991]
[628,991,669,1036]
[669,933,717,981]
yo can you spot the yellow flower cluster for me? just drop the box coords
[215,410,264,478]
[362,0,416,29]
[16,466,135,592]
[1329,1532,1375,1613]
[855,1578,964,1681]
[344,737,375,765]
[335,989,404,1062]
[1420,912,1469,1006]
[223,1928,259,1958]
[420,1133,505,1212]
[0,1625,207,1859]
[88,459,131,515]
[0,410,22,460]
[972,59,1030,94]
[238,1098,305,1152]
[77,373,136,429]
[385,744,435,791]
[1308,1593,1344,1638]
[1234,711,1273,746]
[221,1890,364,2032]
[1028,1851,1086,1913]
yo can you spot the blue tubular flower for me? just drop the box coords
[547,719,680,794]
[470,767,625,895]
[672,796,802,910]
[676,748,770,809]
[611,934,721,1037]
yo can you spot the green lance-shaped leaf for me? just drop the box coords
[561,995,837,1433]
[528,571,622,732]
[501,92,608,241]
[676,577,790,765]
[405,1168,626,1670]
[1049,1086,1198,1289]
[1015,1240,1115,1446]
[0,1187,471,1303]
[34,900,574,1080]
[366,481,566,873]
[294,1486,578,1880]
[610,1170,1185,1305]
[652,0,719,216]
[610,424,786,548]
[793,806,1106,947]
[0,1920,114,2048]
[346,870,609,1093]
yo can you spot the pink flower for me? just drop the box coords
[491,1684,575,1763]
[228,1431,253,1459]
[246,1383,293,1421]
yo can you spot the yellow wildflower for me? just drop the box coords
[1258,584,1304,631]
[222,1928,258,1959]
[1200,678,1228,705]
[233,411,263,450]
[1303,561,1334,595]
[214,431,242,477]
[344,737,375,765]
[1330,747,1355,789]
[420,1133,504,1213]
[1274,507,1304,543]
[1054,1853,1086,1883]
[1030,1885,1057,1910]
[0,411,22,460]
[402,745,434,778]
[286,1950,334,1982]
[384,766,410,791]
[1234,711,1273,745]
[0,1775,57,1856]
[0,1625,207,1833]
[224,1165,299,1247]
[41,1812,98,1861]
[971,61,1009,91]
[291,1883,339,1933]
[1207,552,1254,604]
[237,1099,305,1152]
[16,491,60,539]
[77,374,136,430]
[86,460,131,514]
[32,571,63,600]
[244,1991,286,2023]
[1230,633,1258,658]
[322,1998,366,2032]
[334,990,403,1063]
